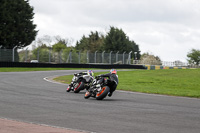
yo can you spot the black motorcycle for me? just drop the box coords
[84,75,118,100]
[66,73,94,93]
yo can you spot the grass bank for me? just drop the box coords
[54,69,200,98]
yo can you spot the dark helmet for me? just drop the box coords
[110,69,117,74]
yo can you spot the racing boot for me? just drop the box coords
[108,92,113,97]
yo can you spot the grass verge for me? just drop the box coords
[54,69,200,98]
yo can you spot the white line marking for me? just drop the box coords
[43,76,67,86]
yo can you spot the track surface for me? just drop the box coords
[0,70,200,133]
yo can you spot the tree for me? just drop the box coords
[187,49,200,65]
[31,44,51,63]
[140,52,161,65]
[75,27,141,60]
[52,42,67,52]
[131,41,140,60]
[54,35,70,47]
[103,26,140,59]
[0,0,37,49]
[104,27,128,53]
[75,31,104,52]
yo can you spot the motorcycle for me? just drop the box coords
[66,72,94,93]
[84,75,117,100]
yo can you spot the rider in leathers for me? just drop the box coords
[97,69,118,97]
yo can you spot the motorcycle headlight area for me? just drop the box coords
[72,76,77,81]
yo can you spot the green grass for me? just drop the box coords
[54,69,200,98]
[54,74,74,84]
[117,69,200,98]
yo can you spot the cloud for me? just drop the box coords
[29,0,200,62]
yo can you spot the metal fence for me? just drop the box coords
[133,60,189,66]
[1,48,199,68]
[133,60,200,68]
[0,49,132,64]
[0,49,18,62]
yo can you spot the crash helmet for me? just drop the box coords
[110,69,117,74]
[87,70,94,76]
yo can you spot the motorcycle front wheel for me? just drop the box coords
[96,86,110,100]
[84,91,92,99]
[66,85,71,92]
[74,82,84,93]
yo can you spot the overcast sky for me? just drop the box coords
[29,0,200,62]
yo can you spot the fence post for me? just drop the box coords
[70,50,72,63]
[116,51,119,63]
[0,49,1,61]
[87,51,89,64]
[59,50,63,63]
[127,51,132,64]
[110,51,113,64]
[134,52,137,60]
[0,48,1,61]
[102,51,105,63]
[79,51,81,64]
[49,47,52,63]
[95,51,97,63]
[25,48,28,62]
[123,51,126,64]
[37,48,40,62]
[12,46,17,62]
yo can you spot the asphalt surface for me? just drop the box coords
[0,70,200,133]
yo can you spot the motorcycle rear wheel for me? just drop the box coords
[96,86,110,100]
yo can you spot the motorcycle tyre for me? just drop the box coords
[66,85,71,92]
[74,82,84,93]
[96,86,110,100]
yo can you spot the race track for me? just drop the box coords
[0,70,200,133]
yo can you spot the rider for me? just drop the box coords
[76,70,94,77]
[96,69,118,97]
[87,70,94,77]
[68,70,94,91]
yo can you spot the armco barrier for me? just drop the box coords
[0,62,146,69]
[145,65,187,70]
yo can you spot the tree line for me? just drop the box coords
[75,27,140,54]
[19,27,141,62]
